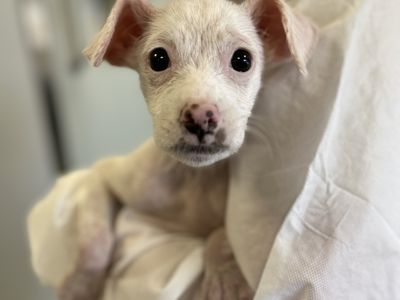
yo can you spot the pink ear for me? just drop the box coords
[83,0,155,67]
[245,0,318,75]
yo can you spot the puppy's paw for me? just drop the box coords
[58,269,105,300]
[198,229,254,300]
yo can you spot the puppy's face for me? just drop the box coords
[136,0,263,166]
[84,0,317,167]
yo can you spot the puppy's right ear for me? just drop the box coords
[83,0,155,68]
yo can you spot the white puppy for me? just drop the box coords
[28,0,317,299]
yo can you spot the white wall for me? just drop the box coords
[59,65,153,169]
[0,0,56,299]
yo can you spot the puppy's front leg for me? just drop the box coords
[28,170,116,300]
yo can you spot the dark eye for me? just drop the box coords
[231,49,252,72]
[149,48,170,71]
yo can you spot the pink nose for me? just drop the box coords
[180,103,221,142]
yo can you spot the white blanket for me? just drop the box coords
[229,0,400,298]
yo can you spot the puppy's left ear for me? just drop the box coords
[244,0,318,75]
[83,0,156,68]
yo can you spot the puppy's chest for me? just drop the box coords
[132,163,229,236]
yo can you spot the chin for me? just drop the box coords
[168,143,232,167]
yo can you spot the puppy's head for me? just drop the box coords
[84,0,317,167]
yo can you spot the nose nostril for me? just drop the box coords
[206,111,214,118]
[184,111,193,121]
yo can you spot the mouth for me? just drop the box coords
[169,142,229,166]
[172,143,228,155]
